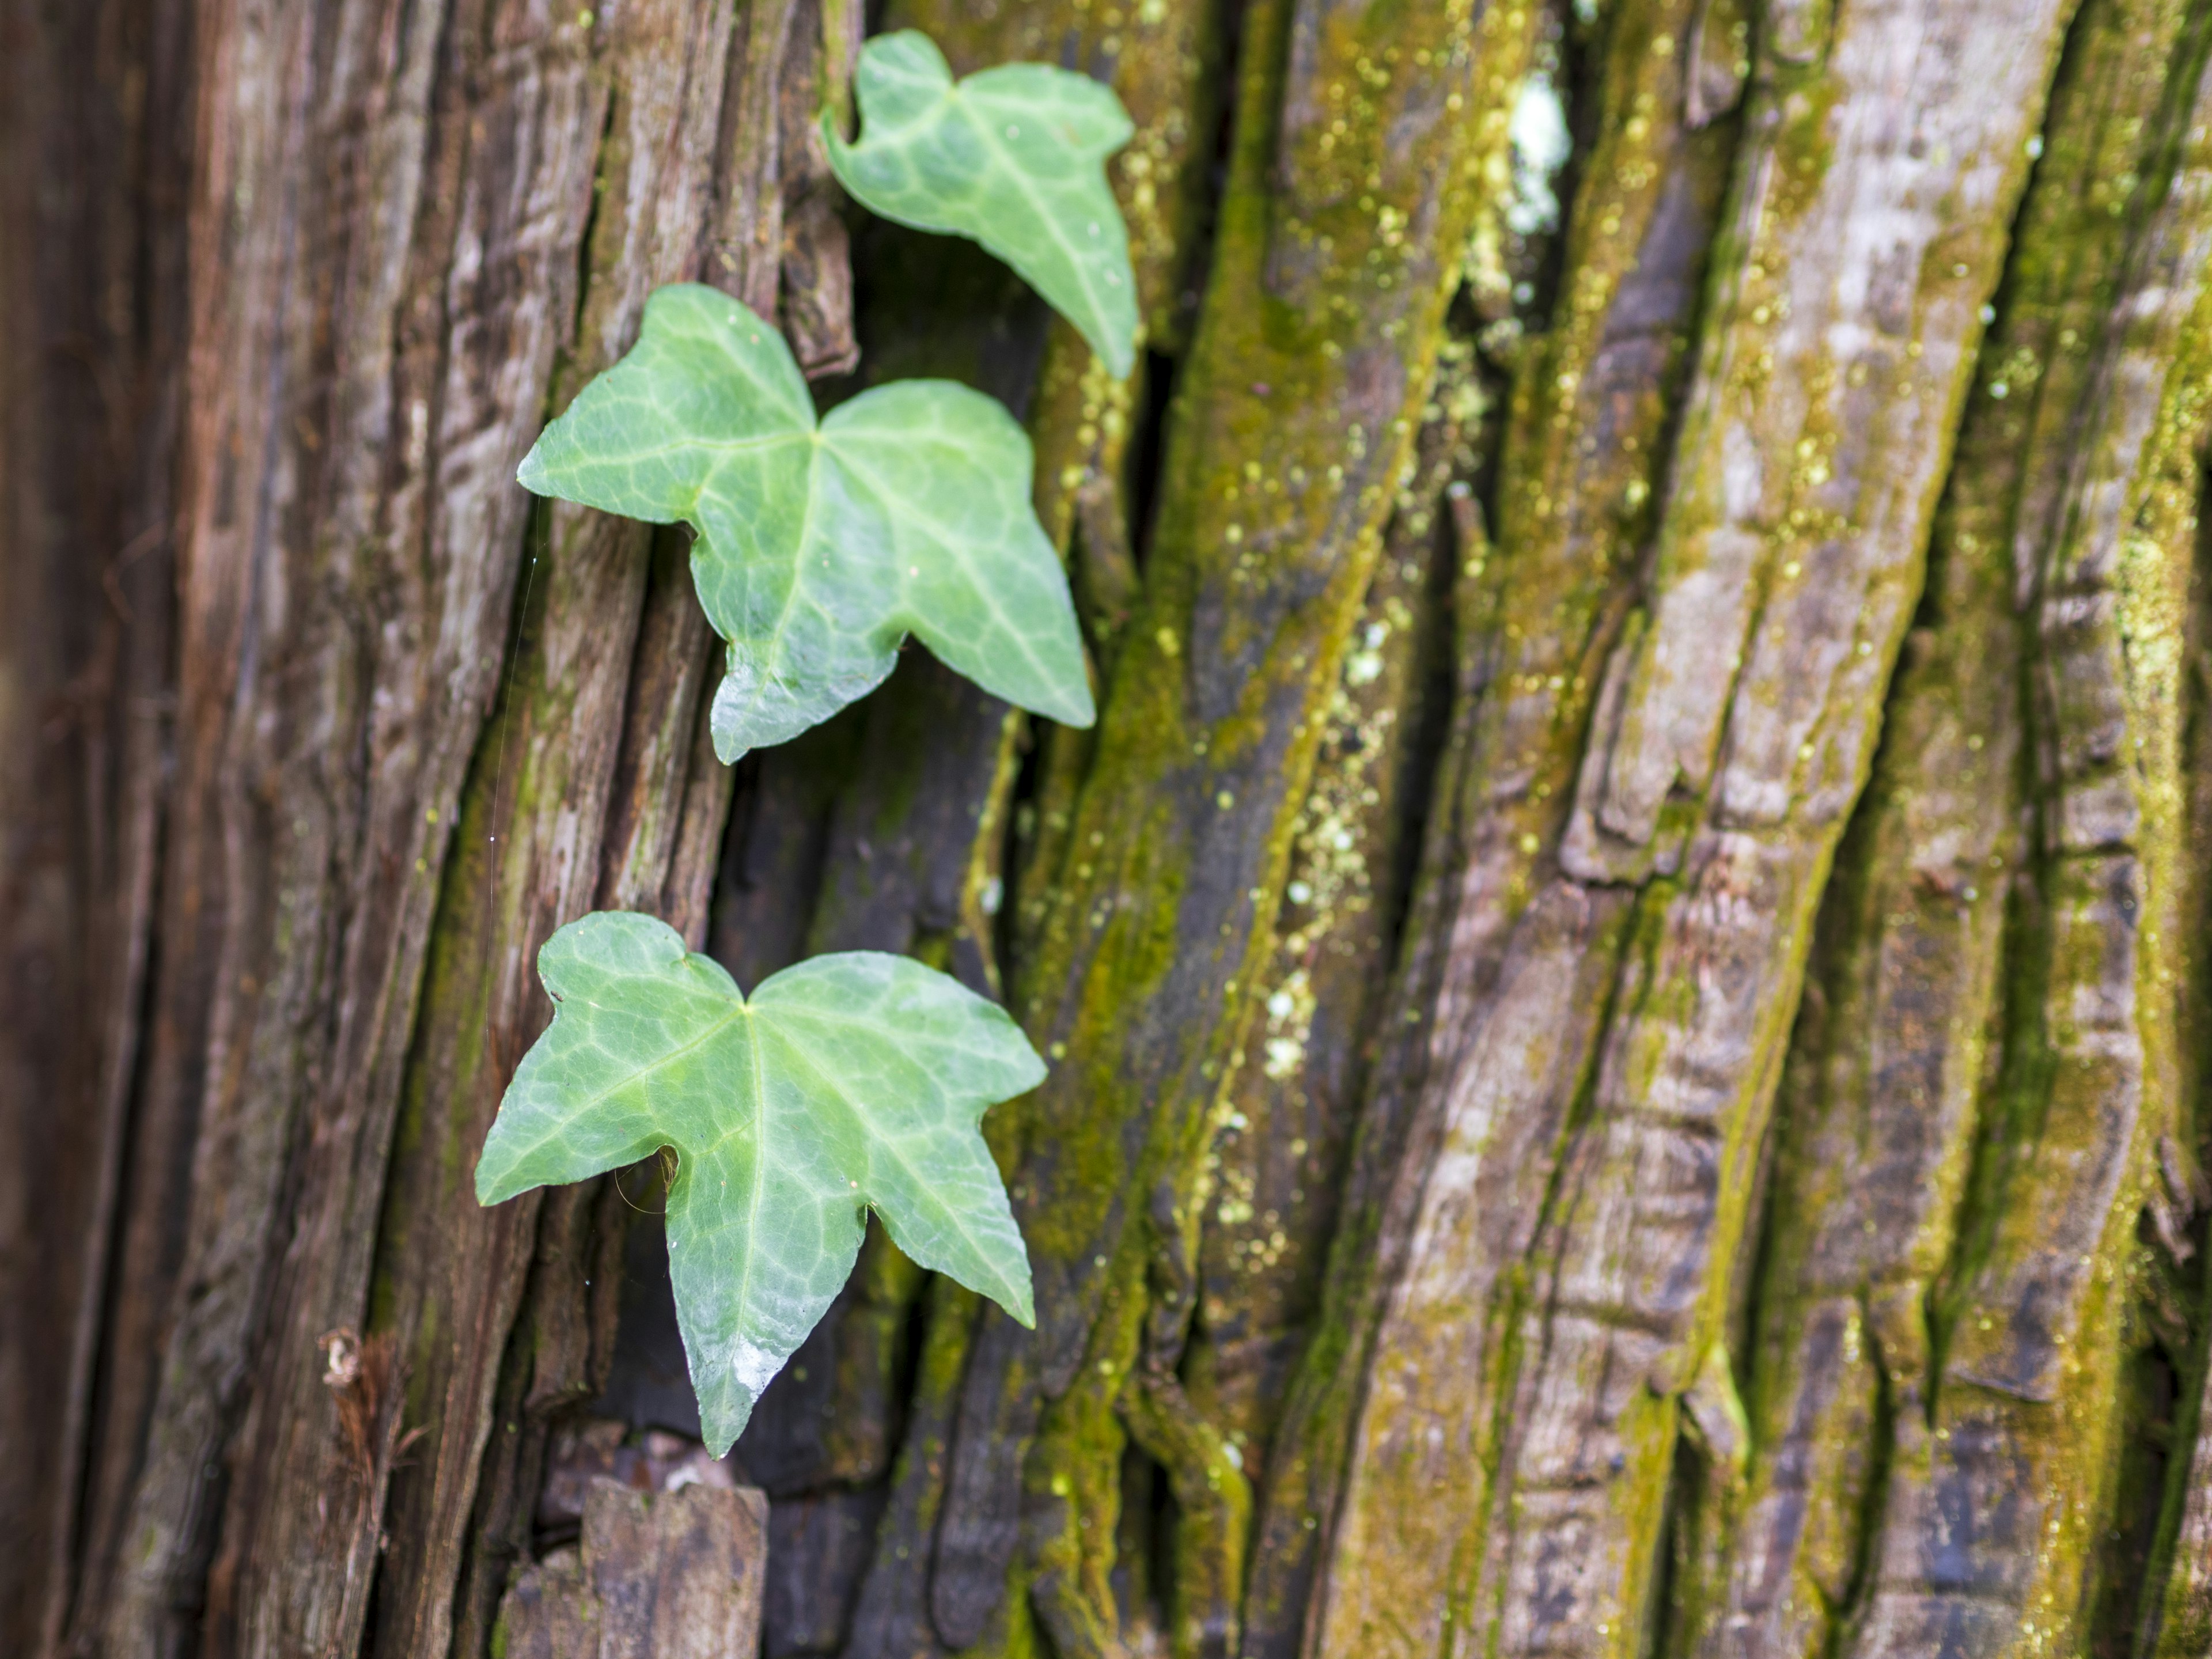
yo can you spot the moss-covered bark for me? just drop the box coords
[18,2,2212,1658]
[1689,5,2212,1654]
[1245,0,1740,1643]
[902,4,1533,1652]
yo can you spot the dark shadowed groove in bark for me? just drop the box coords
[683,3,1229,1652]
[599,4,1232,1651]
[840,1272,982,1659]
[1178,327,1484,1555]
[1689,2,2208,1652]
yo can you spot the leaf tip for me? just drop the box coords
[993,1260,1036,1328]
[1048,680,1099,731]
[473,1158,520,1210]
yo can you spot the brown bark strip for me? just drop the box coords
[343,5,746,1647]
[0,0,191,1652]
[1838,19,2212,1656]
[85,1,594,1649]
[187,0,658,1645]
[1279,0,2078,1653]
[363,2,824,1650]
[1696,1,2212,1651]
[50,1,828,1652]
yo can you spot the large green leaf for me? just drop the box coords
[476,910,1041,1455]
[516,283,1094,762]
[825,31,1139,376]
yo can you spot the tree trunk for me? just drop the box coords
[10,0,2212,1656]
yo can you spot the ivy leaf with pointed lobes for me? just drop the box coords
[516,284,1094,762]
[825,31,1139,377]
[475,910,1041,1455]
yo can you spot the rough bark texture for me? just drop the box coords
[12,2,2212,1658]
[495,1478,770,1658]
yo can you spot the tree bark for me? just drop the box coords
[10,1,2212,1657]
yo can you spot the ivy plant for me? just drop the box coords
[825,30,1139,376]
[476,914,1040,1454]
[517,285,1094,762]
[479,30,1138,1449]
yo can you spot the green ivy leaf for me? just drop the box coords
[516,284,1094,762]
[476,910,1040,1455]
[825,31,1139,376]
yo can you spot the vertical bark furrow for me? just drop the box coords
[1181,331,1479,1509]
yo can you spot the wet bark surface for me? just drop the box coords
[12,1,2212,1658]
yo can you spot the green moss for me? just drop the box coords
[1679,2,2210,1649]
[948,0,1542,1641]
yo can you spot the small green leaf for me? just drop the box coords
[517,284,1094,762]
[476,911,1041,1455]
[825,31,1139,376]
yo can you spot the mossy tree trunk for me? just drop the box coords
[10,1,2212,1657]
